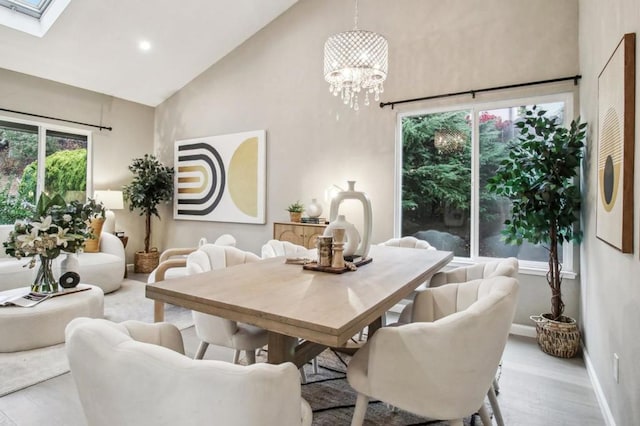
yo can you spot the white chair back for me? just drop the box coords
[379,236,436,250]
[347,276,518,424]
[66,318,311,426]
[261,239,311,258]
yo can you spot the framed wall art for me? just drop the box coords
[174,130,266,224]
[596,33,635,253]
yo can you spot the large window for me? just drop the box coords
[397,94,574,273]
[0,117,91,224]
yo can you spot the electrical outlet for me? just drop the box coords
[613,353,619,384]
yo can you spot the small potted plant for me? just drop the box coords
[286,201,304,223]
[486,105,586,358]
[123,154,174,273]
[80,198,106,252]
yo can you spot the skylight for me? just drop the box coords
[0,0,69,37]
[0,0,52,19]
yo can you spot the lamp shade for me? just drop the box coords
[94,190,124,210]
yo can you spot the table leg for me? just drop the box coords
[267,332,326,368]
[154,301,165,322]
[367,315,383,337]
[267,332,298,364]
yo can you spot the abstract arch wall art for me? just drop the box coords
[596,33,635,253]
[174,130,266,224]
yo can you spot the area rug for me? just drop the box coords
[0,279,193,397]
[299,350,483,426]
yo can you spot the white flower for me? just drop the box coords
[53,227,69,247]
[63,214,72,222]
[31,216,53,232]
[17,230,41,248]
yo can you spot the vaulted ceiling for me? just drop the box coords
[0,0,298,106]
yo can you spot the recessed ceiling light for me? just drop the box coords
[138,40,151,51]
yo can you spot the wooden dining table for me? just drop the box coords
[145,244,453,368]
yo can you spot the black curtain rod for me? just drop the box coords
[379,75,582,109]
[0,108,112,131]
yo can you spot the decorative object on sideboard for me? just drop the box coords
[306,198,323,218]
[486,105,587,358]
[94,190,124,234]
[323,0,388,110]
[326,181,372,259]
[286,200,304,223]
[123,154,175,273]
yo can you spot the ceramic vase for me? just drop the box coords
[60,252,80,275]
[328,181,372,259]
[323,215,360,257]
[306,198,323,218]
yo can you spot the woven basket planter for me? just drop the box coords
[530,314,580,358]
[134,248,159,273]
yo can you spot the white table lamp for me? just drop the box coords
[94,190,124,234]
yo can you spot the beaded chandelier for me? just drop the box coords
[323,0,388,110]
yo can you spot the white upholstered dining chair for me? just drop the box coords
[66,317,312,426]
[398,257,519,324]
[379,236,436,250]
[261,239,313,258]
[395,257,519,426]
[347,276,519,426]
[186,244,268,364]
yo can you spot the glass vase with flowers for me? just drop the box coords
[3,193,94,293]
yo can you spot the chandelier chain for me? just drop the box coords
[354,0,359,30]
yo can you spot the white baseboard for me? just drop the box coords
[509,323,537,338]
[583,346,616,426]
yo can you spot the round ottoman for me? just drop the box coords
[0,284,104,352]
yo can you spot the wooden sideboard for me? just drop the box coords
[273,222,327,249]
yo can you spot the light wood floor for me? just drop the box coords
[0,274,604,425]
[0,332,604,426]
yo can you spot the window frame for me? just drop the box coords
[0,114,93,204]
[395,92,577,277]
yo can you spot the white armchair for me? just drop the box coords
[65,317,312,426]
[186,245,268,364]
[347,276,519,426]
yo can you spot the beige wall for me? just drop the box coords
[0,68,155,263]
[155,0,579,324]
[579,0,640,424]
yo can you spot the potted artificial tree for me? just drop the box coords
[486,105,586,358]
[123,154,174,273]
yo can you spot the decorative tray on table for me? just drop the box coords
[302,257,372,274]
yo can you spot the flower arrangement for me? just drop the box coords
[3,193,103,293]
